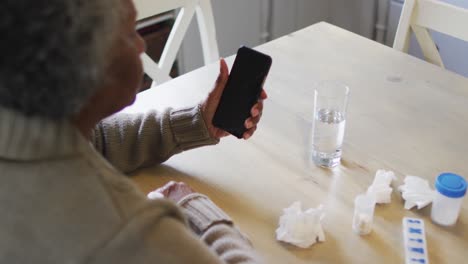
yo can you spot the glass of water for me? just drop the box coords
[311,81,349,168]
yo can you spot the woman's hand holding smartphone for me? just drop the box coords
[212,46,272,139]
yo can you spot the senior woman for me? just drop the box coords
[0,0,266,263]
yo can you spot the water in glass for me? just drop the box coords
[311,108,346,168]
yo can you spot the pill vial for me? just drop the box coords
[431,173,467,226]
[353,194,376,235]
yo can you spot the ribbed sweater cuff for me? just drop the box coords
[169,105,219,150]
[178,193,233,235]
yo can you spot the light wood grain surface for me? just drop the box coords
[123,22,468,263]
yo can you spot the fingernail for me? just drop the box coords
[252,109,259,117]
[246,120,253,128]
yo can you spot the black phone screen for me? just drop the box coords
[213,46,272,138]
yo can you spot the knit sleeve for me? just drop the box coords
[91,105,219,174]
[178,194,262,264]
[86,202,227,264]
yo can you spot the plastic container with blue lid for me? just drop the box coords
[431,173,467,226]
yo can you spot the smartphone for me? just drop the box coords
[213,46,272,138]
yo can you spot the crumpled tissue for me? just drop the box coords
[275,201,325,248]
[398,176,436,210]
[367,170,396,204]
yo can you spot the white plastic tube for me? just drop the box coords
[353,193,376,235]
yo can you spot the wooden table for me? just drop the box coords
[124,22,468,263]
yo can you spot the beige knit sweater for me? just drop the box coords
[0,105,261,263]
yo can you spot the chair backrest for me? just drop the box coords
[393,0,468,68]
[134,0,219,86]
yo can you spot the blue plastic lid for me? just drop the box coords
[435,173,467,198]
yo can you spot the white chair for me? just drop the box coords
[393,0,468,68]
[134,0,220,86]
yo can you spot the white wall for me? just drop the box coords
[271,0,376,40]
[179,0,267,74]
[329,0,376,39]
[270,0,329,39]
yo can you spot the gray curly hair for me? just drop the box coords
[0,0,122,119]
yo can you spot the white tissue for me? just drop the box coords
[367,170,396,204]
[398,176,436,210]
[275,201,325,248]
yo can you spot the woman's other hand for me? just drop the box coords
[201,58,267,140]
[147,181,195,203]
